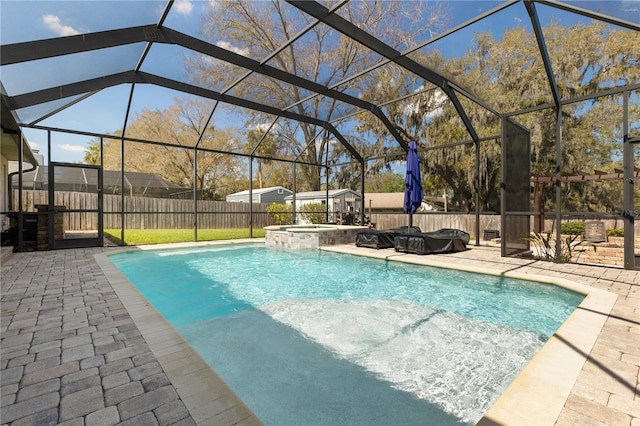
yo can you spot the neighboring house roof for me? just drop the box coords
[363,193,447,211]
[13,166,191,200]
[13,166,187,190]
[363,193,405,209]
[285,189,361,200]
[227,186,292,197]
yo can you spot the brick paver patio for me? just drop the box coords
[1,248,200,426]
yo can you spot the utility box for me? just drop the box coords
[21,213,39,251]
[483,229,500,240]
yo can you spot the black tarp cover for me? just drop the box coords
[394,229,470,255]
[356,226,422,249]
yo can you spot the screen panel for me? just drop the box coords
[501,117,531,256]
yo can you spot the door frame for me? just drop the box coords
[48,162,103,249]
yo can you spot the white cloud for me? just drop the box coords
[425,91,447,120]
[402,89,448,120]
[250,122,280,132]
[202,55,216,66]
[174,0,193,16]
[314,138,338,152]
[216,41,250,56]
[403,101,420,117]
[377,78,396,91]
[622,0,639,12]
[255,123,272,131]
[28,141,40,150]
[58,144,87,153]
[42,14,80,37]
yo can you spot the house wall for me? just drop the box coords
[1,154,8,231]
[259,189,291,205]
[332,193,361,213]
[289,193,361,211]
[227,188,292,204]
[291,197,332,211]
[289,198,329,225]
[287,192,362,224]
[226,194,258,203]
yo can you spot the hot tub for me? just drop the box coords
[265,224,367,249]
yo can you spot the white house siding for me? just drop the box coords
[226,186,292,204]
[285,190,361,224]
[226,193,259,203]
[259,188,293,204]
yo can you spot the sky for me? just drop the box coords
[1,0,638,165]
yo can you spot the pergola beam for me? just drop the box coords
[531,169,640,183]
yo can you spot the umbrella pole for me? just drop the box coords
[408,213,413,228]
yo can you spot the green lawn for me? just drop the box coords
[104,228,265,245]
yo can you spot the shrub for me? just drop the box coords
[560,221,585,235]
[267,203,293,225]
[606,228,624,237]
[523,231,595,263]
[299,203,327,224]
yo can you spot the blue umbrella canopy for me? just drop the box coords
[404,140,423,215]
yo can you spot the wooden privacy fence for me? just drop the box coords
[371,212,639,239]
[13,190,275,230]
[371,213,499,237]
[14,190,639,236]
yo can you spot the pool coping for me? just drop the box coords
[95,240,618,426]
[94,239,265,426]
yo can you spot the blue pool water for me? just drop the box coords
[110,243,584,425]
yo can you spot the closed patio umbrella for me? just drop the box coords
[404,140,423,228]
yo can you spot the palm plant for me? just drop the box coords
[523,232,596,263]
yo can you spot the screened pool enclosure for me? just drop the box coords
[1,0,638,269]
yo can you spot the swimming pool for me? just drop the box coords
[109,243,585,425]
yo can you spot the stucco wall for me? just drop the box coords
[1,154,8,231]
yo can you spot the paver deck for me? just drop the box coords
[1,242,638,425]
